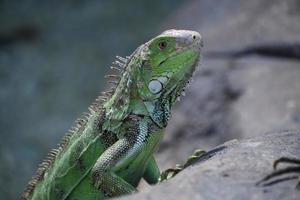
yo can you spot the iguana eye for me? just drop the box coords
[158,41,167,50]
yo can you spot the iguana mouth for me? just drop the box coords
[158,59,167,67]
[158,41,201,68]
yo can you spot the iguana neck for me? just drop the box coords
[103,47,147,122]
[102,52,172,129]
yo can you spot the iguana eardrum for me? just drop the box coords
[21,29,203,200]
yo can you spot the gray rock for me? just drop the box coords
[122,130,300,200]
[229,58,300,138]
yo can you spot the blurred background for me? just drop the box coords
[0,0,299,199]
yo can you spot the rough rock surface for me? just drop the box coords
[122,131,300,200]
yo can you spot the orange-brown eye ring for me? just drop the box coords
[158,41,167,50]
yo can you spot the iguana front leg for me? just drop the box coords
[143,156,160,184]
[159,149,206,182]
[91,137,138,198]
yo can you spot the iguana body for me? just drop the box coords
[21,29,202,200]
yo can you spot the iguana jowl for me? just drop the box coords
[21,29,203,200]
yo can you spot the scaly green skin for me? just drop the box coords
[21,29,203,200]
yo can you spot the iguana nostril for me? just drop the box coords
[193,35,196,40]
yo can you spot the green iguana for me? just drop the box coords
[21,29,203,200]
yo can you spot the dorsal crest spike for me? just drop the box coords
[116,55,128,63]
[105,74,121,82]
[105,74,119,79]
[100,91,109,96]
[108,80,118,85]
[112,60,125,68]
[110,66,123,72]
[97,96,108,100]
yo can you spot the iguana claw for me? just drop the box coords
[159,149,206,182]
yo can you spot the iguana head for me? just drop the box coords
[137,29,202,104]
[132,29,203,126]
[104,29,202,127]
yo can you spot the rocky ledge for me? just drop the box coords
[122,130,300,200]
